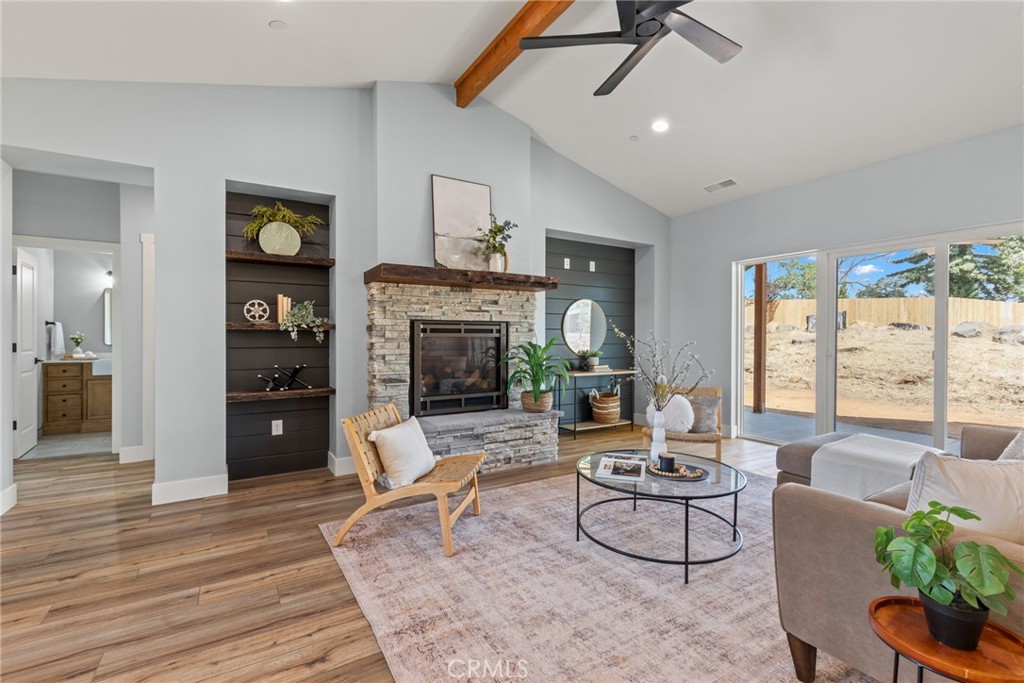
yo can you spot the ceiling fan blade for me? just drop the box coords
[616,0,637,37]
[662,10,742,63]
[636,0,692,22]
[594,26,670,96]
[520,31,641,50]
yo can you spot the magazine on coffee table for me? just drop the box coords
[596,453,647,482]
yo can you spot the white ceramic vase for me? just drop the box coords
[649,409,667,466]
[488,253,506,272]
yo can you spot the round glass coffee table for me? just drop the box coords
[576,449,746,583]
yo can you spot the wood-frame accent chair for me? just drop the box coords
[332,404,486,557]
[641,386,723,462]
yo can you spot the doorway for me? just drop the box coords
[13,239,119,460]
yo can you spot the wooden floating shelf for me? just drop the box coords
[364,263,559,292]
[226,387,336,403]
[226,322,336,331]
[225,250,335,268]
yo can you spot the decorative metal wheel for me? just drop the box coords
[243,299,270,322]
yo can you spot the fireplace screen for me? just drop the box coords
[411,320,508,416]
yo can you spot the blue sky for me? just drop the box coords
[743,249,930,298]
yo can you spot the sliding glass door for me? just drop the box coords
[739,255,816,442]
[735,222,1022,447]
[945,233,1024,449]
[833,248,935,446]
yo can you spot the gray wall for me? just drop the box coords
[0,77,678,499]
[117,184,152,448]
[12,170,119,242]
[2,78,375,491]
[671,126,1024,429]
[2,162,15,510]
[53,250,112,353]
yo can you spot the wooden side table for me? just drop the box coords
[868,596,1024,683]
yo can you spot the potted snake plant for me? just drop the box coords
[874,501,1023,650]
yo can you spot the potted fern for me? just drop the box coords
[279,300,328,343]
[502,338,570,413]
[874,501,1024,650]
[243,202,324,256]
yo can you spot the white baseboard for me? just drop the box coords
[1,484,17,515]
[152,474,228,505]
[724,424,738,439]
[119,445,153,463]
[328,451,356,477]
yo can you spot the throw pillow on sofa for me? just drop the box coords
[646,394,694,433]
[998,431,1024,460]
[368,416,437,489]
[906,451,1024,544]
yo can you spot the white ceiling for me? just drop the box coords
[3,1,1022,217]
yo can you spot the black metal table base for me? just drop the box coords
[576,471,743,584]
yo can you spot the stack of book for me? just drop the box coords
[590,364,612,372]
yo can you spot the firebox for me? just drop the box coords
[410,320,508,417]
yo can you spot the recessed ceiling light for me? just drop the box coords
[628,135,640,142]
[268,20,288,30]
[651,119,669,133]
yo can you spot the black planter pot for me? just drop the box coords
[919,591,989,651]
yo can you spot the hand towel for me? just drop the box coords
[50,322,65,358]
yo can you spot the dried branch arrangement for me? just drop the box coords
[611,323,713,410]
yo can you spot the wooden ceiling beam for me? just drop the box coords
[454,0,575,109]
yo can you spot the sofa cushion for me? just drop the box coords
[906,452,1024,544]
[864,480,912,509]
[776,432,853,480]
[998,430,1024,461]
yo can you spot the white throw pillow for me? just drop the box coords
[998,431,1024,461]
[906,452,1024,544]
[367,416,437,489]
[645,394,694,434]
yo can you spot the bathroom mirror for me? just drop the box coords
[561,299,607,356]
[103,288,112,346]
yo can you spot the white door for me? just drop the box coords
[14,248,39,457]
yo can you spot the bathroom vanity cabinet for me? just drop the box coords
[42,361,112,435]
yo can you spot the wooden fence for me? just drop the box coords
[744,298,1024,329]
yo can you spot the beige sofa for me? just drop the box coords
[773,425,1023,682]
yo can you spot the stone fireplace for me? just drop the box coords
[364,263,562,471]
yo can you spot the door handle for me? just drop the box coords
[34,357,43,364]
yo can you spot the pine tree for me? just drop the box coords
[890,236,1024,301]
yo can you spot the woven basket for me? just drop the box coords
[589,390,621,424]
[520,391,553,413]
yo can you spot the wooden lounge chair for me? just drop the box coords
[332,403,485,557]
[642,386,723,462]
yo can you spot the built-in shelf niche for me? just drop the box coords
[224,182,335,481]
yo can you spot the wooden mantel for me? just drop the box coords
[364,263,559,292]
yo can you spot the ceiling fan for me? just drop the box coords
[519,0,742,96]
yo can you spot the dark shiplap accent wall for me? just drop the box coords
[545,238,635,425]
[225,192,331,480]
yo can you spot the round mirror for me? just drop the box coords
[561,299,608,356]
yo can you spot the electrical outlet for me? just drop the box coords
[271,419,283,436]
[589,260,596,272]
[563,257,571,269]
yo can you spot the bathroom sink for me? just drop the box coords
[91,359,113,376]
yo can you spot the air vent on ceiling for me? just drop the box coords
[703,178,739,194]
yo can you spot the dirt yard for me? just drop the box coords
[743,324,1023,432]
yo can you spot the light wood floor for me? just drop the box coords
[0,427,778,682]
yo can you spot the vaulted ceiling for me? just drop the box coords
[3,1,1022,217]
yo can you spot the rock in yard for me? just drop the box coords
[890,322,930,331]
[999,323,1023,334]
[993,329,1024,345]
[951,321,995,338]
[791,334,816,345]
[777,324,797,332]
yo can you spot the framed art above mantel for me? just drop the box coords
[431,174,491,271]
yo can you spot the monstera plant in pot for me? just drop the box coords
[503,338,570,413]
[875,501,1024,650]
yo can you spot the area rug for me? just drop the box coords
[320,472,873,683]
